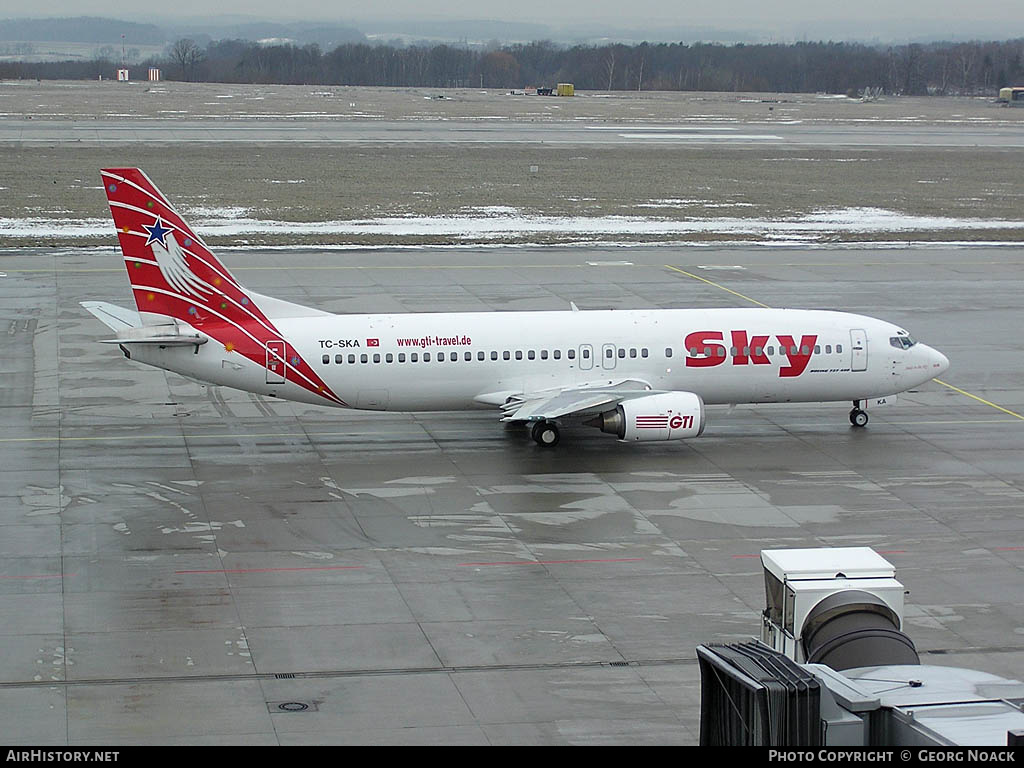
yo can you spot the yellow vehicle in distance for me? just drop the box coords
[998,86,1024,104]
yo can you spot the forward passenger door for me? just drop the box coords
[850,329,867,372]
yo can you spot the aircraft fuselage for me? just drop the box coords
[125,307,947,412]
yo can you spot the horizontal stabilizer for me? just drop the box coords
[80,301,142,332]
[99,334,207,346]
[99,324,208,346]
[82,301,207,345]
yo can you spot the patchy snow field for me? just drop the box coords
[1,84,1021,247]
[3,206,1022,247]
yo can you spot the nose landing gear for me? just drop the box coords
[850,401,869,427]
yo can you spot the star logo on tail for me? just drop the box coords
[143,217,172,247]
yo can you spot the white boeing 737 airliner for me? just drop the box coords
[83,168,950,446]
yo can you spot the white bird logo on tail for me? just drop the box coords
[150,227,212,300]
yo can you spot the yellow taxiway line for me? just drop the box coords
[663,264,771,308]
[933,379,1024,421]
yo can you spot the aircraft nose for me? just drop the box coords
[928,346,950,376]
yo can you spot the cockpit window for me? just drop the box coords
[890,335,917,350]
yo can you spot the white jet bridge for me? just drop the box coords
[698,547,1024,747]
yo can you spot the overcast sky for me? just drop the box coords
[1,0,1020,40]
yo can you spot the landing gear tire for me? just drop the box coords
[850,408,868,427]
[531,420,561,447]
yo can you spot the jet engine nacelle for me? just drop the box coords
[588,391,706,441]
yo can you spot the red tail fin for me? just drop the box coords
[101,168,345,406]
[101,168,256,325]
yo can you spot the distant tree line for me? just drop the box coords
[3,37,1023,95]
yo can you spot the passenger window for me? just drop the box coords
[322,354,330,364]
[767,346,774,355]
[491,351,498,361]
[503,351,510,360]
[386,353,394,363]
[730,346,738,356]
[541,350,548,360]
[825,345,831,354]
[515,351,523,360]
[716,347,726,357]
[360,354,368,363]
[702,347,711,357]
[465,351,472,361]
[641,348,648,358]
[790,346,798,355]
[411,353,418,362]
[606,348,613,359]
[568,349,576,360]
[814,345,820,354]
[836,344,843,353]
[554,350,562,360]
[666,347,673,358]
[477,351,485,361]
[373,353,381,363]
[348,354,356,364]
[398,353,406,363]
[754,346,763,355]
[689,347,697,356]
[528,350,536,360]
[424,353,431,362]
[436,353,444,362]
[801,345,809,355]
[335,354,344,364]
[629,348,637,359]
[450,352,458,361]
[581,349,588,359]
[618,348,625,359]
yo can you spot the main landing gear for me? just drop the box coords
[849,401,869,427]
[531,420,561,447]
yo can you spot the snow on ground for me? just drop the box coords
[182,205,254,219]
[1,206,1021,243]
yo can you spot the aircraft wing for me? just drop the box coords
[499,379,657,422]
